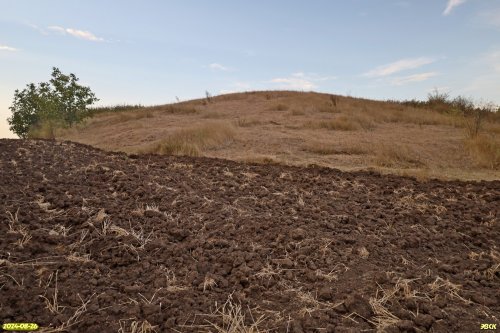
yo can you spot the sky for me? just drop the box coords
[1,0,499,138]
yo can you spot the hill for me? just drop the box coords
[56,91,500,180]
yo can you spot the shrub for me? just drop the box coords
[8,67,98,138]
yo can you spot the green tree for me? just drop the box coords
[7,67,99,138]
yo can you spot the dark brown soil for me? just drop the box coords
[1,139,499,333]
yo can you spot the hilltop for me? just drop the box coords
[56,91,499,180]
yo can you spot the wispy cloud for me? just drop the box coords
[25,23,48,35]
[270,72,336,90]
[363,57,436,77]
[0,45,18,52]
[209,63,230,71]
[391,72,438,86]
[443,0,466,16]
[47,26,104,42]
[478,8,500,28]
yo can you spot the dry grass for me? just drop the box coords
[39,270,63,315]
[114,110,155,123]
[236,118,262,127]
[203,276,217,292]
[37,293,95,333]
[6,209,32,248]
[374,106,462,127]
[268,103,289,111]
[203,111,225,119]
[305,113,374,131]
[464,134,500,169]
[305,117,358,131]
[118,320,158,333]
[372,143,426,168]
[143,121,236,157]
[303,141,367,155]
[289,109,306,116]
[238,154,279,165]
[315,103,339,113]
[192,294,264,333]
[428,276,470,304]
[157,105,198,115]
[369,278,425,331]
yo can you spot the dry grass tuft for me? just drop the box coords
[372,144,425,168]
[39,271,63,315]
[269,103,289,111]
[37,293,95,333]
[197,294,264,333]
[236,118,262,127]
[305,113,374,131]
[144,121,236,157]
[118,319,158,333]
[203,276,217,292]
[464,134,500,169]
[428,276,470,304]
[203,111,225,119]
[6,209,32,248]
[358,246,370,259]
[115,110,155,123]
[159,105,198,115]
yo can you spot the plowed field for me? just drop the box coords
[0,139,498,332]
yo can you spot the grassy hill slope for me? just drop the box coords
[57,91,500,180]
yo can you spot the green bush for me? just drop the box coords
[7,67,98,138]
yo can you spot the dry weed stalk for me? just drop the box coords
[6,209,32,248]
[369,285,400,331]
[428,276,471,304]
[118,319,158,333]
[38,293,95,333]
[203,276,217,291]
[255,263,282,281]
[203,294,265,333]
[39,270,64,314]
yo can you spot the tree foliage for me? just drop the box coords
[8,67,99,138]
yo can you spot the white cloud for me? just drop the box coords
[0,45,17,52]
[443,0,466,16]
[391,72,438,86]
[271,77,317,90]
[363,57,436,77]
[47,25,104,42]
[270,72,336,90]
[209,63,230,71]
[219,89,237,94]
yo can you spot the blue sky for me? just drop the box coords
[1,0,499,138]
